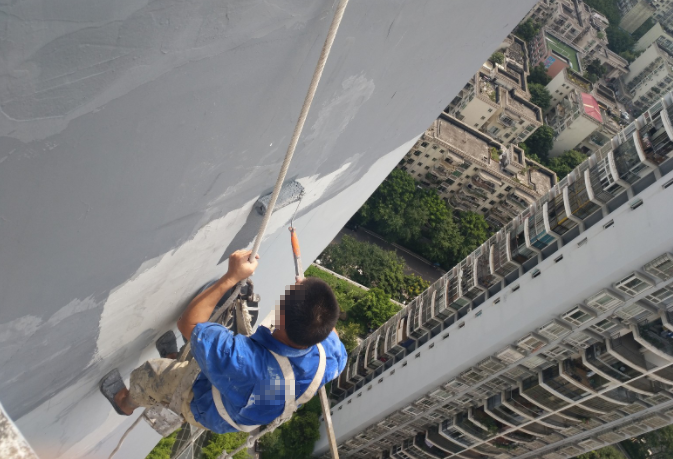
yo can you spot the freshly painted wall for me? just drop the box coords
[0,1,537,457]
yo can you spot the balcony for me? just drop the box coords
[426,426,465,454]
[455,412,495,442]
[633,318,673,363]
[521,376,570,412]
[441,418,478,447]
[464,183,489,201]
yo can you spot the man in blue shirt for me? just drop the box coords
[102,250,347,433]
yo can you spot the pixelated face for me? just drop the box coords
[274,282,305,329]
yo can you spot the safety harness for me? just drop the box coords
[211,342,326,432]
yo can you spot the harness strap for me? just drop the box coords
[211,342,326,431]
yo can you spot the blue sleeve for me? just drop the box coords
[321,331,348,384]
[190,323,245,386]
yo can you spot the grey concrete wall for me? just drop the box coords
[0,1,537,457]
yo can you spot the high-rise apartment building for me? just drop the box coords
[445,35,543,147]
[619,0,656,33]
[398,114,556,229]
[315,93,673,459]
[616,42,673,115]
[635,22,673,56]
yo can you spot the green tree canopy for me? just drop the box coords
[529,83,552,110]
[455,212,491,260]
[258,407,321,459]
[527,63,552,86]
[576,446,625,459]
[606,25,634,54]
[490,51,505,65]
[335,321,363,353]
[548,150,586,179]
[355,169,473,268]
[515,19,540,42]
[582,0,620,24]
[632,18,656,41]
[350,288,401,330]
[524,125,555,162]
[584,59,606,83]
[202,432,250,459]
[320,235,405,297]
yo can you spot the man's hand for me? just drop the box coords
[226,250,260,283]
[177,249,260,340]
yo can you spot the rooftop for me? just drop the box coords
[545,33,581,72]
[506,91,542,121]
[581,92,603,123]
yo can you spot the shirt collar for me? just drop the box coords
[250,326,313,358]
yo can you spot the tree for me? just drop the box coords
[582,0,620,24]
[336,321,363,353]
[490,52,505,65]
[305,265,366,313]
[606,25,634,54]
[146,431,179,459]
[515,19,540,42]
[455,212,490,260]
[528,63,551,86]
[524,125,555,162]
[529,83,552,110]
[619,49,641,63]
[202,432,250,459]
[584,59,606,83]
[258,408,321,459]
[402,275,430,301]
[547,150,586,179]
[349,288,400,329]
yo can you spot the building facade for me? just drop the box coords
[635,22,673,55]
[617,43,673,115]
[398,114,555,229]
[446,36,544,147]
[316,93,673,459]
[529,30,584,78]
[619,0,656,33]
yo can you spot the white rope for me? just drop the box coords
[247,0,350,264]
[218,3,351,459]
[106,415,143,459]
[108,1,349,457]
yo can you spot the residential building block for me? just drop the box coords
[398,114,555,229]
[317,92,673,459]
[616,43,673,115]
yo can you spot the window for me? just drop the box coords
[614,272,654,297]
[433,145,439,150]
[505,186,512,191]
[425,154,430,158]
[517,333,547,352]
[488,108,493,113]
[432,158,437,161]
[421,142,429,147]
[519,120,525,125]
[425,166,430,170]
[590,319,618,334]
[418,162,423,166]
[489,200,495,205]
[482,207,488,212]
[497,193,504,198]
[413,150,421,156]
[585,289,623,312]
[411,170,416,173]
[418,173,423,177]
[504,133,511,138]
[562,306,592,327]
[481,116,486,120]
[475,124,479,127]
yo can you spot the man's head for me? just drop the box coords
[278,277,340,347]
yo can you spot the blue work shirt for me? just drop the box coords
[190,324,347,433]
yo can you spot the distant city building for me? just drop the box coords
[529,30,584,78]
[546,0,610,56]
[547,89,621,156]
[317,93,673,459]
[446,36,544,148]
[635,22,673,56]
[650,1,673,34]
[398,114,556,229]
[616,42,673,115]
[619,0,656,33]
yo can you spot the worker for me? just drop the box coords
[100,249,347,433]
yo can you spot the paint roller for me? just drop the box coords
[254,180,305,215]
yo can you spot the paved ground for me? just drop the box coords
[330,228,445,284]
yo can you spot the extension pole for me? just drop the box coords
[246,0,350,264]
[291,227,339,459]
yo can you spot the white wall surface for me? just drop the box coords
[0,1,538,457]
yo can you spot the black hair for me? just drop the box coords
[281,277,340,347]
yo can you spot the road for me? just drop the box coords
[330,228,445,284]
